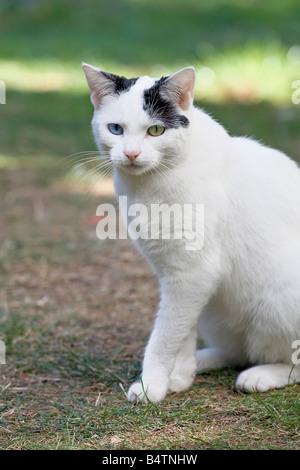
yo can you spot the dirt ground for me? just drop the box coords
[0,167,299,450]
[0,166,159,391]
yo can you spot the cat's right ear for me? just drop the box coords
[161,67,196,111]
[82,63,115,109]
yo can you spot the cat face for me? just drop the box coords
[82,64,195,176]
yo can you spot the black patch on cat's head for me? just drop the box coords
[102,72,138,95]
[143,77,189,129]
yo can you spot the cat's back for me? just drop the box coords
[228,135,300,211]
[222,135,300,266]
[230,135,300,179]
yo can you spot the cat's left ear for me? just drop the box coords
[161,67,195,111]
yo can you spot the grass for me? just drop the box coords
[1,355,299,450]
[0,165,299,450]
[0,0,299,451]
[1,314,299,451]
[1,0,300,163]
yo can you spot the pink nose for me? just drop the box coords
[125,151,140,162]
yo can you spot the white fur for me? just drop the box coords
[84,66,300,402]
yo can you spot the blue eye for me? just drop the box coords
[108,123,124,135]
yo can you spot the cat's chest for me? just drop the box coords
[114,170,196,209]
[117,190,205,272]
[120,191,189,243]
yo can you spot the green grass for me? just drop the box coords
[1,0,300,164]
[0,0,299,451]
[1,347,299,450]
[0,303,299,451]
[0,166,299,450]
[1,0,300,65]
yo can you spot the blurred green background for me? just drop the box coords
[0,0,299,169]
[0,2,299,451]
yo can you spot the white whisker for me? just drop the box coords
[81,162,116,199]
[63,150,101,162]
[151,160,172,184]
[77,161,113,185]
[72,157,109,170]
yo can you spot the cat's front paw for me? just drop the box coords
[127,380,168,403]
[168,373,195,393]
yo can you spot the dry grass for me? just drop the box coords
[0,167,299,450]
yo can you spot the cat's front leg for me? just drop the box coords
[168,332,198,393]
[127,283,209,403]
[127,316,178,403]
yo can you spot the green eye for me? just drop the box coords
[108,123,124,135]
[147,125,165,137]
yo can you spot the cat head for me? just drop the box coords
[82,63,195,176]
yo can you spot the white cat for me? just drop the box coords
[83,63,300,403]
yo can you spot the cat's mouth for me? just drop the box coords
[129,161,139,167]
[118,160,152,175]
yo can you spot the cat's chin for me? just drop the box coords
[117,163,154,176]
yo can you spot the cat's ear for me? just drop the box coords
[161,67,195,111]
[82,63,115,109]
